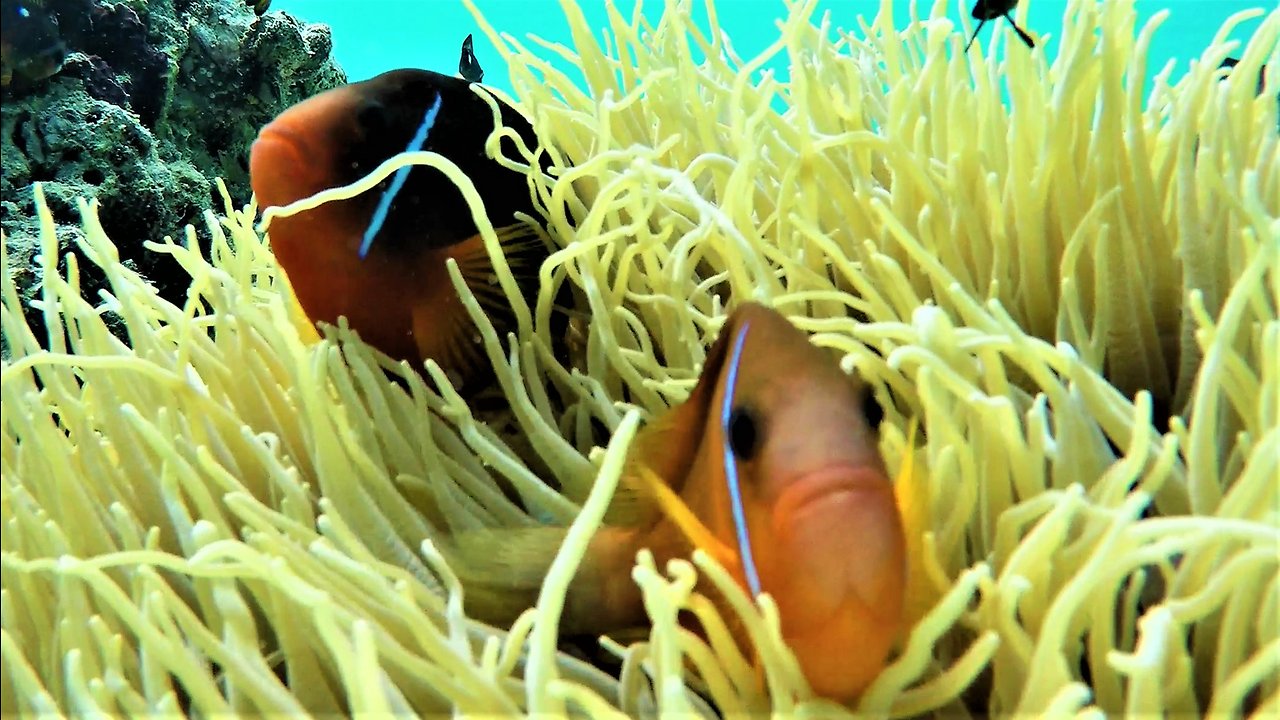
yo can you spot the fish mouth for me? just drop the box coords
[250,124,322,206]
[767,463,902,631]
[770,464,889,531]
[255,123,312,161]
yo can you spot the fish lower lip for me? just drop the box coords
[255,124,311,165]
[770,465,889,530]
[251,127,319,205]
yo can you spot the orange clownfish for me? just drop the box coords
[249,68,549,389]
[451,302,906,701]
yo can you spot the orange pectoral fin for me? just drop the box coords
[279,271,321,344]
[894,418,941,633]
[631,464,738,569]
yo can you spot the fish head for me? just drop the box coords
[251,68,539,261]
[252,70,451,258]
[249,70,467,362]
[0,0,66,90]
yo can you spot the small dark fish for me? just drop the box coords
[459,33,483,83]
[1219,57,1268,97]
[0,0,66,89]
[965,0,1036,53]
[246,0,270,16]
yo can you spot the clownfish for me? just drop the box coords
[965,0,1036,52]
[449,302,907,701]
[249,68,549,390]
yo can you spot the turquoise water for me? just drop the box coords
[271,0,1270,100]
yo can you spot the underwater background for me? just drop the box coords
[277,0,1266,95]
[2,0,1278,716]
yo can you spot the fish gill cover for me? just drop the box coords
[2,0,1278,716]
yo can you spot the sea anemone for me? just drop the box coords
[3,0,1277,716]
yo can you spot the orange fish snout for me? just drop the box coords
[756,464,906,700]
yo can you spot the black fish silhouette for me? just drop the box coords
[965,0,1036,52]
[459,33,483,83]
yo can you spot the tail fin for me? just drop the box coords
[443,524,644,635]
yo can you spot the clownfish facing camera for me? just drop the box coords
[249,68,549,390]
[450,302,907,701]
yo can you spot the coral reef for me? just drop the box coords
[2,0,1278,717]
[0,0,344,354]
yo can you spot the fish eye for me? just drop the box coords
[727,405,759,461]
[861,387,884,429]
[355,101,389,135]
